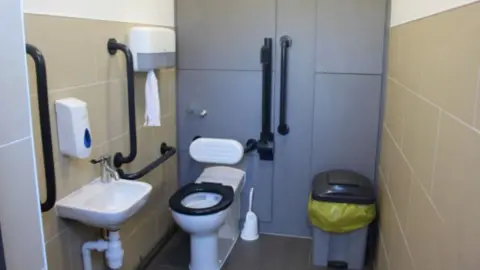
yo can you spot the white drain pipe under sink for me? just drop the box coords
[82,231,124,270]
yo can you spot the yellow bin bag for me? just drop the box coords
[308,196,376,233]
[309,170,376,233]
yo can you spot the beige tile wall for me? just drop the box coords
[376,3,480,270]
[24,14,178,270]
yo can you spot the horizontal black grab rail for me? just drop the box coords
[117,143,177,180]
[26,43,57,212]
[107,38,138,168]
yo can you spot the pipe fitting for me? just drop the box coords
[105,231,124,269]
[82,231,124,270]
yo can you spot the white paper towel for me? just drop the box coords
[144,70,161,126]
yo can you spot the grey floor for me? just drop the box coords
[144,231,368,270]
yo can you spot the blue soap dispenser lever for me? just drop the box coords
[84,128,92,149]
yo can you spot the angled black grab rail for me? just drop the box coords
[26,44,56,212]
[107,38,138,168]
[117,143,177,180]
[278,36,292,136]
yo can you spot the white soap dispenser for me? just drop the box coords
[55,98,92,159]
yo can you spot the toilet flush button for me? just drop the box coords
[189,138,244,165]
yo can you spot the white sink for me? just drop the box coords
[56,178,152,229]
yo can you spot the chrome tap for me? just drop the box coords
[91,155,120,183]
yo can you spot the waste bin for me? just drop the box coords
[308,170,376,270]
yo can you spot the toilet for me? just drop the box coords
[169,138,246,270]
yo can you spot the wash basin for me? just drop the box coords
[56,178,152,229]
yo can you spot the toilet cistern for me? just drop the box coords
[91,155,119,183]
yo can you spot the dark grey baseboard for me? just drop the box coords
[136,224,179,270]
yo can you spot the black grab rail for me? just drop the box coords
[245,38,275,160]
[26,44,56,212]
[117,143,177,180]
[107,38,138,168]
[260,38,274,145]
[278,35,292,136]
[257,38,275,160]
[107,39,176,179]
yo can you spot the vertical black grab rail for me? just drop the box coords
[244,38,275,160]
[107,39,138,168]
[257,38,275,160]
[278,35,292,136]
[260,38,274,143]
[26,44,56,212]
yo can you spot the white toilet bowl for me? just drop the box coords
[169,167,245,270]
[171,193,230,234]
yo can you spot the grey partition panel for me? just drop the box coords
[263,0,317,237]
[177,70,263,151]
[312,74,382,180]
[176,0,276,70]
[316,0,387,74]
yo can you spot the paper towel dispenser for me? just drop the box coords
[129,27,176,72]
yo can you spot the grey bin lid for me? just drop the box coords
[311,170,375,205]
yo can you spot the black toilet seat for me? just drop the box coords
[169,182,234,216]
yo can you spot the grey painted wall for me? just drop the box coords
[176,0,387,237]
[316,0,387,74]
